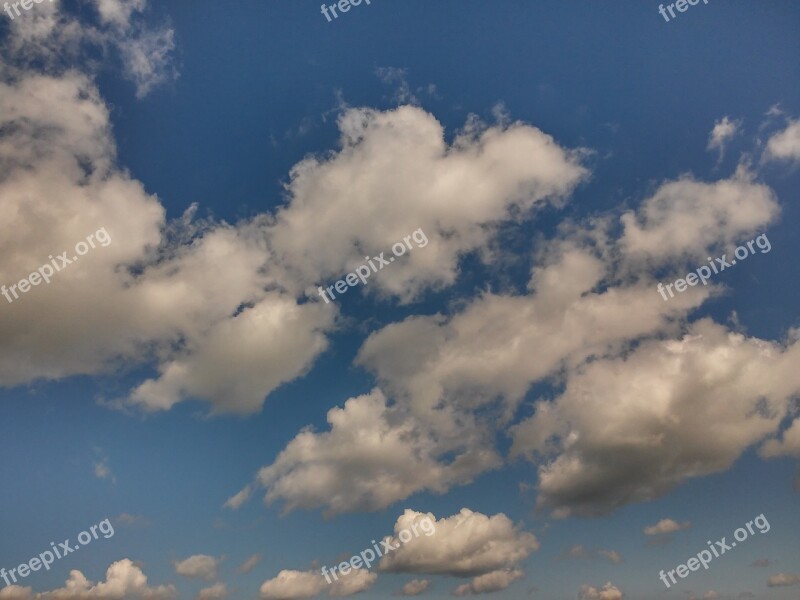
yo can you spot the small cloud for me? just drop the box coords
[375,67,420,106]
[397,579,429,596]
[197,582,228,600]
[114,513,151,527]
[92,447,116,484]
[707,116,742,161]
[236,554,262,575]
[768,573,800,587]
[224,485,251,510]
[751,558,773,567]
[579,583,623,600]
[643,518,691,536]
[174,555,221,582]
[703,592,720,600]
[563,546,622,564]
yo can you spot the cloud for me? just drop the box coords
[174,555,220,582]
[513,318,800,517]
[224,486,252,510]
[379,509,538,577]
[751,558,773,567]
[114,513,151,527]
[251,390,500,516]
[398,579,429,596]
[563,545,622,564]
[197,583,228,600]
[620,176,778,265]
[268,105,587,303]
[707,116,741,160]
[453,569,524,595]
[643,519,692,536]
[759,416,800,458]
[767,573,800,587]
[258,569,376,599]
[578,583,623,600]
[0,559,177,599]
[237,554,262,574]
[703,592,720,600]
[764,119,800,163]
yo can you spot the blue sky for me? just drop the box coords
[0,1,799,599]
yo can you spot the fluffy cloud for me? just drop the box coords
[268,105,587,302]
[196,583,228,600]
[643,519,691,536]
[578,583,623,600]
[620,176,778,265]
[247,390,500,515]
[0,50,334,416]
[764,120,800,163]
[379,509,538,577]
[513,319,800,516]
[453,569,524,595]
[767,573,800,587]
[398,579,430,596]
[258,569,375,599]
[174,555,220,581]
[0,559,176,599]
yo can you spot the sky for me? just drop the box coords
[0,1,799,599]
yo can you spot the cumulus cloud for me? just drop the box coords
[268,105,587,302]
[174,555,220,582]
[197,583,228,600]
[453,569,524,595]
[0,559,176,599]
[513,319,800,517]
[620,176,778,265]
[258,569,375,599]
[398,579,430,596]
[767,573,800,587]
[643,519,692,536]
[764,120,800,163]
[250,390,500,515]
[578,583,623,600]
[379,509,538,577]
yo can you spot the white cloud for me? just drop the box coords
[379,509,538,577]
[398,579,429,596]
[760,416,800,458]
[512,319,800,516]
[174,555,220,582]
[643,519,692,536]
[620,176,778,265]
[453,569,524,595]
[268,105,587,302]
[579,583,623,600]
[703,592,720,600]
[767,573,800,587]
[197,583,228,600]
[0,559,177,599]
[707,116,741,159]
[258,569,375,599]
[764,120,800,163]
[252,390,500,516]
